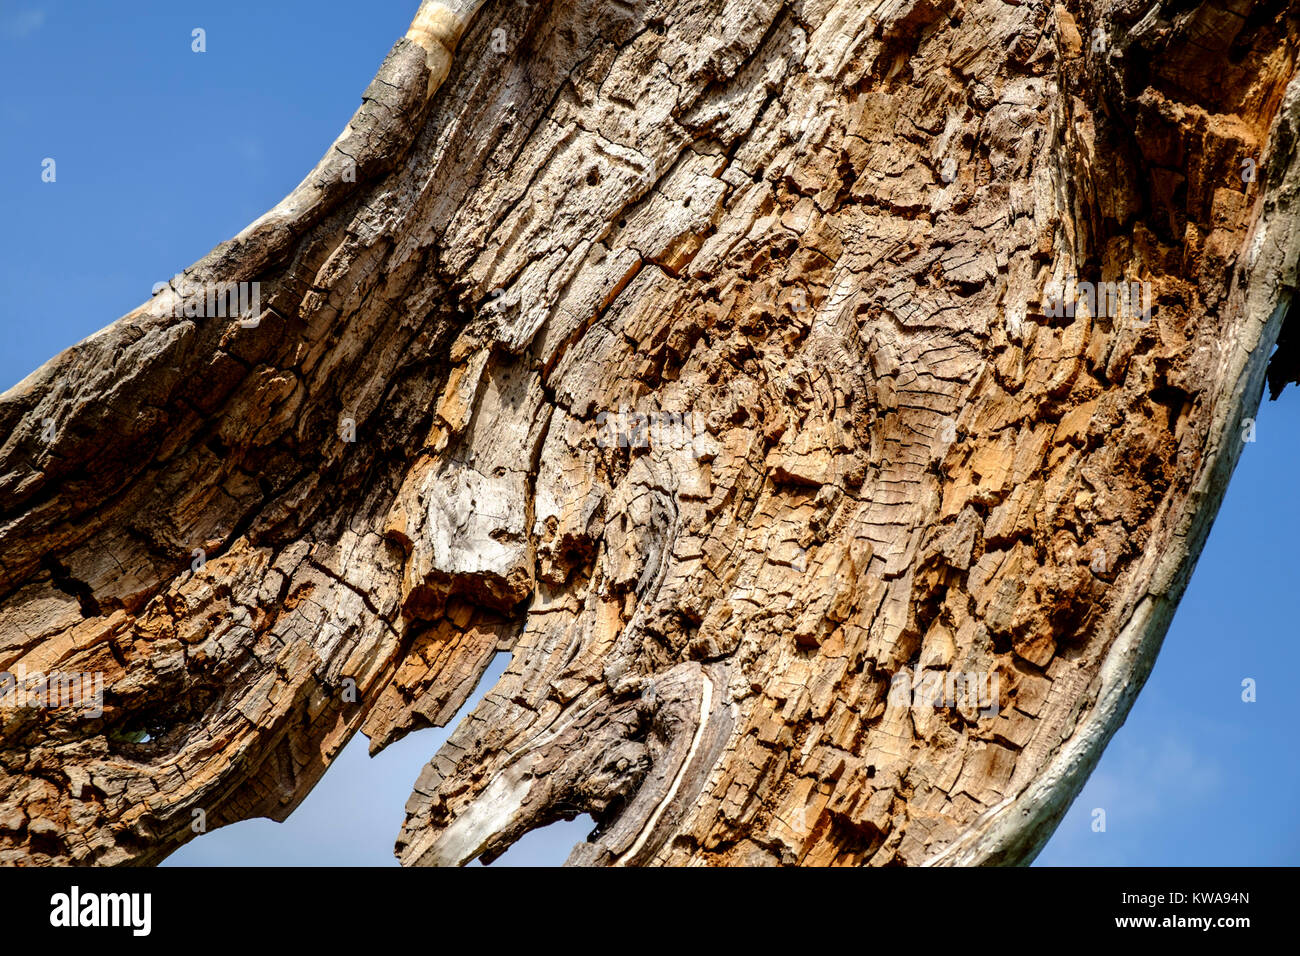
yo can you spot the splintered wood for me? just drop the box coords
[0,0,1297,866]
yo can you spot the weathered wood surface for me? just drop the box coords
[0,0,1296,866]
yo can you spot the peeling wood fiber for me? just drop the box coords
[0,0,1297,867]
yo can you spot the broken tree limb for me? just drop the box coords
[0,0,1297,867]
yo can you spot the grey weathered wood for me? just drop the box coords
[0,0,1296,866]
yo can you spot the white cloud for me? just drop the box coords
[5,8,47,39]
[1036,730,1223,865]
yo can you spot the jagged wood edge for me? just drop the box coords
[0,0,1293,867]
[927,72,1300,866]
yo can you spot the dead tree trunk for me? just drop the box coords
[1,0,1297,867]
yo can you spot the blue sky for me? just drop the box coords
[2,1,1296,867]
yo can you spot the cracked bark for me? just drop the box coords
[1,0,1297,866]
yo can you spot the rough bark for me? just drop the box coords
[0,0,1296,867]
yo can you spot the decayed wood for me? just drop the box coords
[0,0,1296,866]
